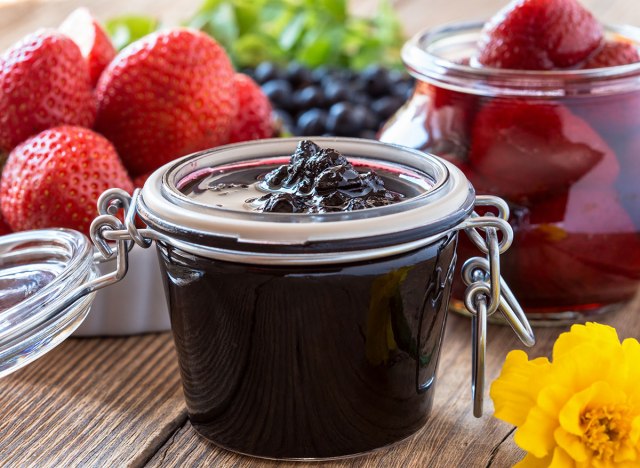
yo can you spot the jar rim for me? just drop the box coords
[403,21,640,96]
[137,138,475,251]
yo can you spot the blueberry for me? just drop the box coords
[286,63,313,88]
[392,81,414,100]
[254,62,283,84]
[372,96,404,120]
[293,85,325,110]
[358,129,378,140]
[326,102,366,136]
[358,64,391,97]
[262,79,293,109]
[363,109,380,130]
[351,92,370,106]
[296,109,328,136]
[311,65,331,84]
[387,69,406,85]
[323,81,351,104]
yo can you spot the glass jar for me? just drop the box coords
[380,22,640,323]
[0,138,534,459]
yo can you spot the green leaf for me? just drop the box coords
[233,34,287,67]
[278,12,306,51]
[197,3,239,52]
[105,15,159,51]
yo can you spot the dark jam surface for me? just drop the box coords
[180,140,419,214]
[157,233,458,459]
[258,140,403,213]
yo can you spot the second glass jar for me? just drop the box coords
[380,21,640,322]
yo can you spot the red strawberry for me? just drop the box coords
[0,211,11,235]
[229,73,273,143]
[0,126,133,236]
[0,30,96,154]
[502,188,640,311]
[467,100,618,204]
[133,171,152,188]
[581,41,640,69]
[476,0,603,70]
[59,8,117,87]
[95,28,237,177]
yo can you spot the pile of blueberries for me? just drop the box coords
[245,62,415,139]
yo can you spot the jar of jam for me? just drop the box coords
[379,22,640,323]
[0,138,533,459]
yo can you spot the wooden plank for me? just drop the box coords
[0,333,187,467]
[146,301,640,468]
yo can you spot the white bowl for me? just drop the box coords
[73,245,171,336]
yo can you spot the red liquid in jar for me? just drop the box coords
[380,81,640,314]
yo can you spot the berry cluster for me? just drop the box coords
[247,62,414,139]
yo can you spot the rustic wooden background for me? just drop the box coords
[1,0,640,467]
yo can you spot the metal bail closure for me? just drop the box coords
[458,195,536,418]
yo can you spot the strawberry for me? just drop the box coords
[476,0,603,70]
[0,126,133,236]
[133,172,152,188]
[581,41,640,69]
[467,100,618,204]
[229,73,273,143]
[95,28,237,177]
[502,188,640,311]
[0,211,11,235]
[0,30,96,154]
[59,7,117,87]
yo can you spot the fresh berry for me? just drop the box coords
[358,64,391,97]
[581,40,640,68]
[95,29,237,177]
[476,0,603,70]
[503,188,640,309]
[292,85,325,110]
[372,96,404,121]
[285,62,313,88]
[254,62,283,84]
[262,79,293,110]
[296,109,327,135]
[229,73,273,143]
[133,172,152,189]
[59,7,117,87]
[0,126,133,235]
[468,100,618,203]
[326,102,367,136]
[0,30,95,154]
[256,62,411,138]
[0,211,11,235]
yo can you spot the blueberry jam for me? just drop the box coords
[158,232,457,459]
[181,140,419,214]
[257,140,403,213]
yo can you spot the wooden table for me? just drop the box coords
[1,0,640,467]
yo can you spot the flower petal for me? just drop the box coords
[515,405,558,458]
[549,446,575,468]
[490,350,551,426]
[553,323,620,362]
[514,452,554,468]
[554,426,588,463]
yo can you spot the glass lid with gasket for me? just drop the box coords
[0,229,99,377]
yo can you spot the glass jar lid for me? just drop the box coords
[402,22,640,96]
[0,228,98,377]
[137,137,475,254]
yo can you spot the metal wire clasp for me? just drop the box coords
[456,195,536,418]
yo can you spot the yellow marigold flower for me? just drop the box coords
[490,322,640,468]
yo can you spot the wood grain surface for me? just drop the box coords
[1,0,640,467]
